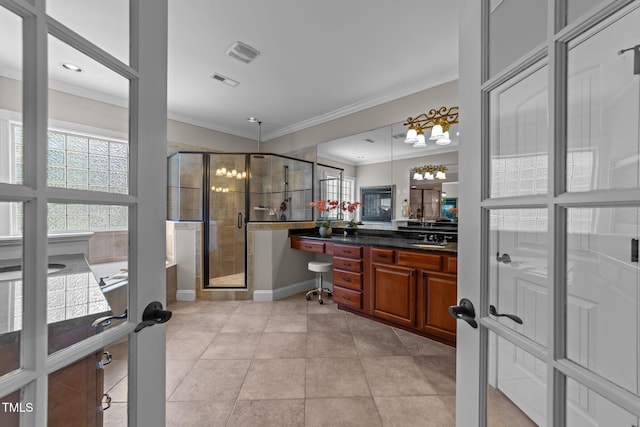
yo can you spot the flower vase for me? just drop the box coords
[319,226,332,238]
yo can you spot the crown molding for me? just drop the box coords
[262,68,459,141]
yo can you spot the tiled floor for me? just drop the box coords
[160,294,457,426]
[101,293,539,426]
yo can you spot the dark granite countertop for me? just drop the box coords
[290,229,457,254]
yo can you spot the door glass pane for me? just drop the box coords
[46,1,129,64]
[566,0,607,25]
[47,203,128,355]
[48,35,129,194]
[167,153,203,221]
[489,64,549,198]
[0,388,24,427]
[566,377,638,426]
[566,6,640,192]
[0,202,23,377]
[102,339,128,426]
[0,8,23,185]
[488,0,547,78]
[209,154,246,288]
[566,207,638,395]
[48,343,128,426]
[487,332,546,425]
[489,208,549,345]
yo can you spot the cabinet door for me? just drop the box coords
[372,264,416,327]
[417,271,457,343]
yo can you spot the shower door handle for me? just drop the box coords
[238,212,243,229]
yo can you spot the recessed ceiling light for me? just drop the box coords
[61,62,83,72]
[356,155,365,159]
[246,117,260,123]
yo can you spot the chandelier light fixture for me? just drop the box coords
[403,106,458,147]
[411,165,447,180]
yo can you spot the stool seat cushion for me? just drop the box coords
[308,261,332,273]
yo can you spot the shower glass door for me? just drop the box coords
[207,154,247,288]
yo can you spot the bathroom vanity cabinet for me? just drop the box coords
[291,235,458,346]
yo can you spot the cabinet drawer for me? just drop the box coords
[333,270,362,291]
[397,251,442,271]
[333,257,362,272]
[333,244,363,259]
[371,248,395,264]
[333,286,362,309]
[445,256,457,273]
[291,238,325,253]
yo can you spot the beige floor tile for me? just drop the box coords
[165,400,234,427]
[238,358,306,400]
[169,359,251,402]
[166,314,232,337]
[235,301,273,315]
[307,313,349,333]
[305,397,382,427]
[166,335,215,360]
[361,356,436,397]
[254,332,307,359]
[103,359,127,393]
[271,300,308,315]
[307,298,340,314]
[351,328,410,357]
[414,355,456,394]
[438,395,456,421]
[374,396,455,427]
[345,312,391,332]
[200,332,262,359]
[392,328,456,357]
[102,402,127,427]
[264,314,308,333]
[227,399,305,427]
[487,386,537,426]
[166,359,197,399]
[306,357,370,398]
[307,331,358,358]
[220,313,269,333]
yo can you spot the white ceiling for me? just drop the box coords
[0,1,460,142]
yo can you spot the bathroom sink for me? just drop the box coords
[412,243,445,249]
[0,263,66,281]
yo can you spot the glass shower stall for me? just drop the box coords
[168,152,314,289]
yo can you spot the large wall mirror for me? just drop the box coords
[316,120,459,227]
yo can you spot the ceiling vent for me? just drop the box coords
[226,41,260,64]
[211,73,239,87]
[392,133,407,140]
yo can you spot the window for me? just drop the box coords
[321,174,356,221]
[6,119,129,234]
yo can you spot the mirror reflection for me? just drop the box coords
[316,121,459,229]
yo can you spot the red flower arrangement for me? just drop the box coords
[310,199,364,227]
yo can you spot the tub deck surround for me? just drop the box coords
[290,229,458,346]
[0,253,113,337]
[0,253,116,426]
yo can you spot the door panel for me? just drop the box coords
[566,377,639,426]
[0,1,168,425]
[372,264,416,327]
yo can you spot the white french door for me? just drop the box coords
[0,0,168,425]
[458,0,640,425]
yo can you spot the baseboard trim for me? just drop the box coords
[253,279,331,302]
[176,290,196,301]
